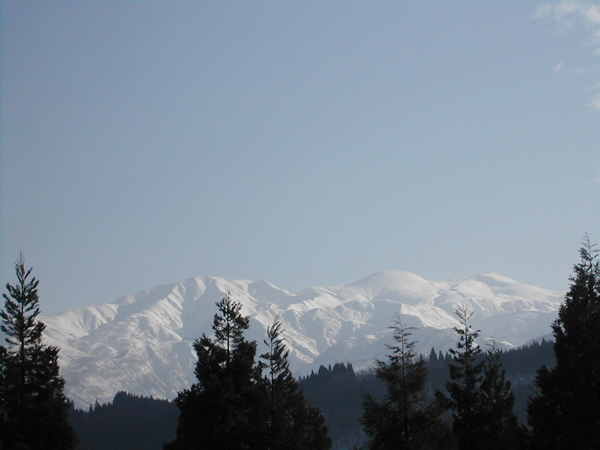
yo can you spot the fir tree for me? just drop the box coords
[301,405,331,449]
[0,254,77,449]
[429,347,438,362]
[440,304,484,449]
[438,306,526,449]
[259,317,331,450]
[166,293,266,449]
[478,342,523,449]
[528,235,600,449]
[362,314,451,449]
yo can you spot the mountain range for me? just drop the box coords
[36,270,564,408]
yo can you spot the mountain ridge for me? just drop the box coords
[31,270,563,408]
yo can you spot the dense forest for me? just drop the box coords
[304,340,555,447]
[68,339,555,449]
[70,392,178,450]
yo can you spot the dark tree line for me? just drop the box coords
[362,305,523,450]
[70,391,178,450]
[65,340,557,449]
[299,362,372,446]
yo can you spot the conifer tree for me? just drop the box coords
[528,235,600,449]
[479,342,523,449]
[438,305,525,449]
[440,304,484,449]
[362,314,451,449]
[0,254,77,449]
[301,405,331,449]
[429,347,438,362]
[259,317,331,450]
[166,293,266,449]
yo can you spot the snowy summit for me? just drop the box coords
[38,270,563,408]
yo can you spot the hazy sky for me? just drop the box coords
[2,1,600,315]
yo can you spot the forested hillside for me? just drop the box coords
[68,340,554,449]
[300,340,555,447]
[69,392,178,450]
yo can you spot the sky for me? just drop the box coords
[1,1,600,315]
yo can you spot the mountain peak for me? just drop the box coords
[38,271,564,408]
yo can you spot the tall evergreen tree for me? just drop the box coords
[528,235,600,449]
[440,304,484,449]
[438,306,525,449]
[166,293,266,449]
[259,317,331,450]
[362,314,451,449]
[478,342,523,449]
[0,254,77,449]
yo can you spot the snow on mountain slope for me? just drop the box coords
[38,270,563,408]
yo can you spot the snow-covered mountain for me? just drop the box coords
[38,270,563,408]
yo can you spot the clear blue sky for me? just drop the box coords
[2,1,599,315]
